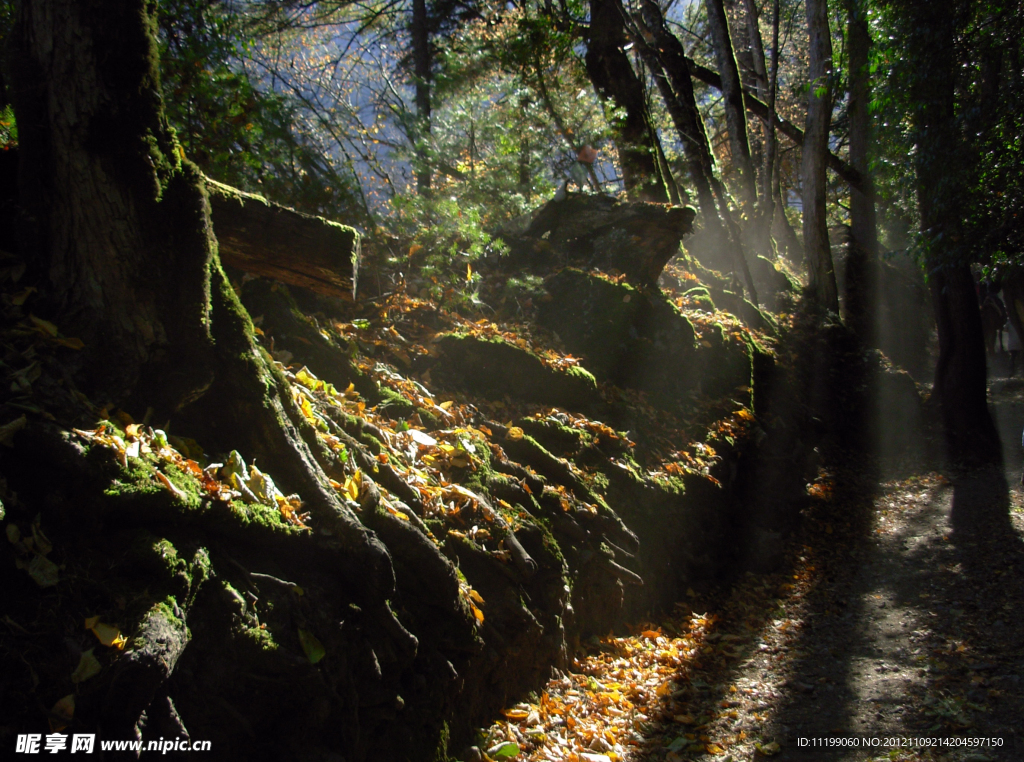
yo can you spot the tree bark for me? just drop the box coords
[11,0,395,611]
[741,0,769,98]
[632,0,717,220]
[705,0,758,212]
[628,0,758,304]
[904,1,1001,466]
[843,0,878,340]
[761,0,781,250]
[585,0,668,202]
[801,0,839,312]
[12,0,217,411]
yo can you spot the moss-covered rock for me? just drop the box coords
[431,333,602,410]
[538,269,754,412]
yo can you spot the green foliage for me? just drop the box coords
[874,0,1024,269]
[389,193,507,310]
[0,104,16,148]
[157,0,364,222]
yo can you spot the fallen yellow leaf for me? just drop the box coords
[49,694,74,733]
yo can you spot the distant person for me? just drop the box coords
[1008,318,1021,377]
[554,144,599,200]
[981,292,1006,356]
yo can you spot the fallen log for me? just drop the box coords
[204,177,360,299]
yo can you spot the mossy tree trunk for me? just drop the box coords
[11,0,395,645]
[12,0,218,414]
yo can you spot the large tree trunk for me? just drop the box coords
[585,0,668,202]
[929,266,1002,466]
[843,0,878,340]
[904,2,1001,466]
[12,0,217,412]
[11,0,397,738]
[801,0,839,313]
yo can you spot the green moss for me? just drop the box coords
[564,364,598,387]
[534,516,568,571]
[683,286,716,311]
[225,499,297,532]
[236,621,279,654]
[431,721,453,762]
[518,418,592,455]
[152,596,185,628]
[433,332,601,409]
[376,386,417,419]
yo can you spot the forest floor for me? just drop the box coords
[474,369,1024,762]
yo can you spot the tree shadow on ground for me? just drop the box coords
[631,456,1024,761]
[762,466,1024,761]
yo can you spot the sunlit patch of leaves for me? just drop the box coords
[477,614,720,761]
[71,421,312,529]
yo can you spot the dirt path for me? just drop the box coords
[648,381,1024,762]
[478,382,1024,762]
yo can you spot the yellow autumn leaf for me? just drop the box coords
[345,471,361,501]
[30,314,59,336]
[71,649,102,683]
[49,694,75,733]
[470,601,484,623]
[506,427,524,441]
[469,589,485,605]
[86,619,127,649]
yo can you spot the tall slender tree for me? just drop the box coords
[890,0,1001,466]
[802,0,839,312]
[626,0,758,303]
[705,0,758,213]
[843,0,878,339]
